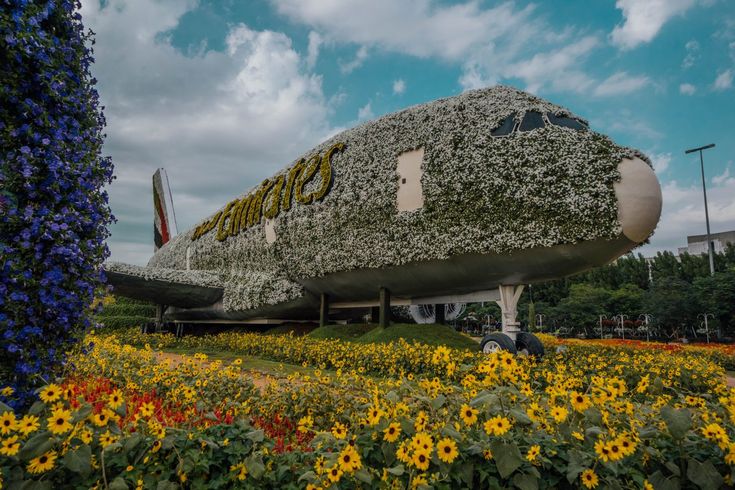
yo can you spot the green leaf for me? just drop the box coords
[109,477,129,490]
[509,408,532,426]
[298,471,317,482]
[459,462,475,485]
[28,401,46,416]
[63,445,92,476]
[648,470,680,490]
[354,468,373,484]
[71,404,93,423]
[664,461,681,477]
[489,441,523,479]
[0,401,12,413]
[471,392,500,408]
[245,455,265,479]
[156,481,179,490]
[123,433,142,453]
[513,473,539,490]
[246,429,264,443]
[661,406,691,440]
[385,391,399,403]
[687,459,723,490]
[387,465,404,476]
[18,431,54,461]
[584,407,603,426]
[431,394,446,410]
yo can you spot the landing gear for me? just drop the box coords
[480,285,545,358]
[515,332,544,357]
[480,332,517,354]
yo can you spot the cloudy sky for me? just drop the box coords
[80,0,735,266]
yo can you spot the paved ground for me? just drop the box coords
[156,352,275,391]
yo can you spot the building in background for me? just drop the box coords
[678,230,735,256]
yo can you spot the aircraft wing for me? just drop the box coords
[104,262,224,308]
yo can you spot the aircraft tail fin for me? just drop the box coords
[153,168,178,251]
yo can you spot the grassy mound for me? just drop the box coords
[356,323,479,351]
[264,323,318,336]
[306,323,479,351]
[307,323,376,341]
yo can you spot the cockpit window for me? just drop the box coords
[518,111,545,132]
[490,114,516,137]
[546,112,587,130]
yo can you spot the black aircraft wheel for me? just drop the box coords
[480,332,517,354]
[515,332,545,357]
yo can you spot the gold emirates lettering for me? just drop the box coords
[192,142,345,242]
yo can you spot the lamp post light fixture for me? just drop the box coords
[615,314,629,339]
[685,143,716,276]
[535,314,545,333]
[639,313,653,342]
[698,313,715,343]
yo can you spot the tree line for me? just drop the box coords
[463,245,735,339]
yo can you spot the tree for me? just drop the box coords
[643,278,699,336]
[1,1,114,407]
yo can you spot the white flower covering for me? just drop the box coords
[147,86,649,312]
[105,262,223,288]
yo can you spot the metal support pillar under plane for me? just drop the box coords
[319,293,330,328]
[370,306,380,324]
[434,304,445,324]
[379,287,391,328]
[496,285,524,342]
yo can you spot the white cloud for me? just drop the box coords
[679,83,696,95]
[714,69,733,90]
[681,39,699,68]
[713,163,732,185]
[271,0,536,60]
[506,36,599,94]
[357,102,374,120]
[392,78,406,95]
[306,31,322,70]
[649,152,672,173]
[638,176,735,256]
[593,71,650,96]
[339,46,369,74]
[81,0,334,265]
[610,0,699,50]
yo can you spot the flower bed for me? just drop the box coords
[1,333,733,488]
[539,333,735,371]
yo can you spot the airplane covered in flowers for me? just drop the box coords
[105,86,662,356]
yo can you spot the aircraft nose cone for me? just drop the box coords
[613,156,662,243]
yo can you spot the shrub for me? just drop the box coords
[0,0,113,407]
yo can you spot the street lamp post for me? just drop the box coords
[685,143,716,276]
[698,313,715,343]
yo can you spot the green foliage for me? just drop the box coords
[355,324,479,350]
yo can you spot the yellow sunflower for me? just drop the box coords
[412,450,431,471]
[580,469,599,489]
[0,412,17,435]
[436,437,458,464]
[47,407,72,435]
[338,445,362,473]
[459,404,478,426]
[27,451,57,474]
[17,414,40,436]
[383,422,401,442]
[108,389,124,410]
[0,435,21,456]
[38,384,62,403]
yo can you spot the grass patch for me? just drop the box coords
[356,323,479,351]
[307,323,376,341]
[264,323,318,336]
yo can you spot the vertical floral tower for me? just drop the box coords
[0,0,114,407]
